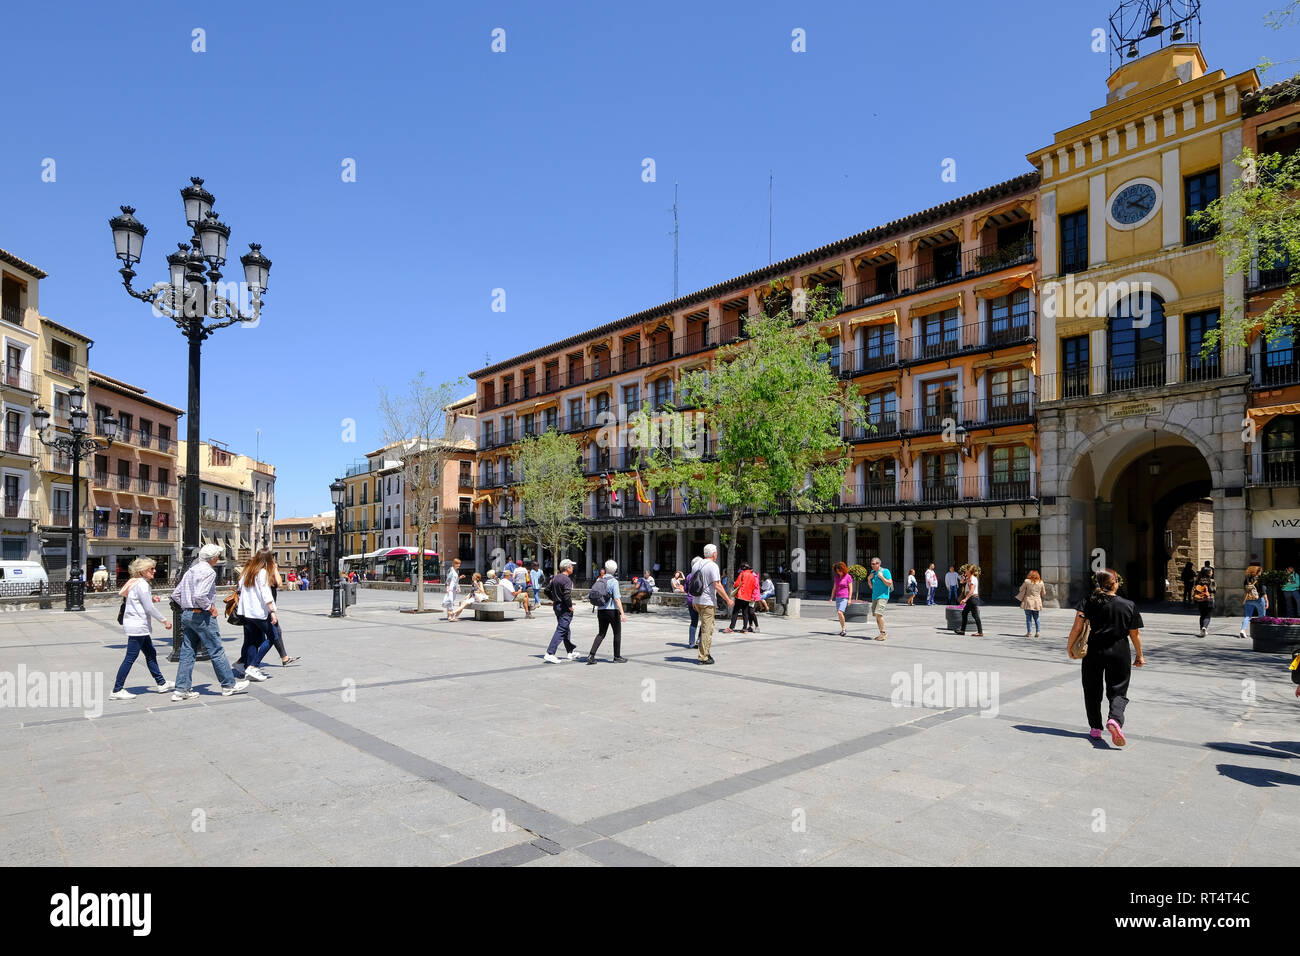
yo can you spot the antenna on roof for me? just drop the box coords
[769,171,774,265]
[670,181,679,298]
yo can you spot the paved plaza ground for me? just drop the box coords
[2,589,1297,867]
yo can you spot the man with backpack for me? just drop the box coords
[511,561,534,618]
[542,558,579,663]
[690,544,732,665]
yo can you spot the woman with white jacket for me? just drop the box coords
[110,557,174,700]
[236,549,278,683]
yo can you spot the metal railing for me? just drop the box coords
[1,363,38,392]
[1253,351,1300,389]
[899,313,1037,364]
[1250,451,1300,487]
[840,476,1036,508]
[1,303,25,327]
[899,396,1035,433]
[3,435,35,457]
[843,414,900,440]
[1039,348,1248,401]
[156,436,175,453]
[2,498,32,519]
[48,355,83,379]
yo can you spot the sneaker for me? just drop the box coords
[109,689,135,700]
[612,656,627,663]
[221,679,251,696]
[542,653,562,664]
[244,666,269,682]
[567,650,580,661]
[1199,627,1207,638]
[171,689,199,702]
[1089,728,1103,739]
[1106,718,1127,747]
[156,681,175,693]
[698,656,715,665]
[1025,632,1032,640]
[1238,629,1248,639]
[586,655,596,665]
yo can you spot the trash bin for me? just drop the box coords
[774,581,790,614]
[345,581,358,606]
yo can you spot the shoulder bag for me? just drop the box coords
[1068,612,1090,660]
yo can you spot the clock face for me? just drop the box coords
[1111,182,1159,226]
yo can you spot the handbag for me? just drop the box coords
[117,598,126,625]
[223,590,244,626]
[1068,614,1090,660]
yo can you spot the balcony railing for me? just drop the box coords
[899,313,1037,364]
[156,436,175,453]
[1252,351,1300,390]
[137,430,153,448]
[843,414,900,441]
[1040,348,1248,401]
[115,474,131,490]
[2,303,25,327]
[157,525,171,539]
[458,511,476,526]
[841,476,1036,508]
[1,363,38,392]
[137,526,152,540]
[3,435,34,457]
[898,396,1035,433]
[47,355,83,379]
[2,498,31,519]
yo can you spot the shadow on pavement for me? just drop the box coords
[1215,764,1300,787]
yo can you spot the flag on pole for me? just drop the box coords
[634,470,651,505]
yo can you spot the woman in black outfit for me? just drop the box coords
[1068,569,1146,747]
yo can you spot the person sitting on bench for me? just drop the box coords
[628,574,652,612]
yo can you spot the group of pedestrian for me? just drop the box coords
[109,545,302,702]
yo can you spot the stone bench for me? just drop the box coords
[471,601,515,622]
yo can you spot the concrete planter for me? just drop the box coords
[786,597,801,619]
[1250,618,1300,654]
[945,606,965,633]
[843,601,872,621]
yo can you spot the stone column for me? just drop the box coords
[475,533,485,573]
[995,520,1013,597]
[584,532,592,583]
[642,529,652,574]
[676,528,686,573]
[902,520,915,583]
[846,524,857,567]
[796,523,807,595]
[751,525,761,572]
[966,518,979,567]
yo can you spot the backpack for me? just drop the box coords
[588,576,609,608]
[1244,576,1259,602]
[686,569,705,598]
[1192,582,1210,603]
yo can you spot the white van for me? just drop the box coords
[0,561,50,595]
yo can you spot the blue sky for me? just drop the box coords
[2,0,1295,516]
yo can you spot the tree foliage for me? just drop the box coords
[377,372,465,611]
[633,288,866,575]
[1192,145,1300,349]
[513,430,588,568]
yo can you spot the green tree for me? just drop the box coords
[378,372,466,612]
[513,430,588,572]
[632,288,866,577]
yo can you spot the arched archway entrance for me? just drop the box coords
[1063,427,1215,603]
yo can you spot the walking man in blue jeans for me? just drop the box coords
[543,558,580,663]
[171,544,250,700]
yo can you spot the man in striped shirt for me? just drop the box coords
[171,544,249,701]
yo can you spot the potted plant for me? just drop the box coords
[1259,569,1288,613]
[1249,616,1300,654]
[845,564,871,620]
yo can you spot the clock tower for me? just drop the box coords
[1028,30,1260,609]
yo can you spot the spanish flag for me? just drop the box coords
[471,491,494,506]
[634,470,651,505]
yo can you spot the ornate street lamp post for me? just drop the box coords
[33,390,117,611]
[260,510,270,548]
[330,478,346,617]
[109,178,270,657]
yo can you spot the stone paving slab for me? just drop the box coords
[2,589,1297,866]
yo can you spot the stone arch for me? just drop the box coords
[1063,419,1222,494]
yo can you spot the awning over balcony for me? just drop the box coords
[908,292,964,319]
[972,271,1035,299]
[856,241,899,266]
[971,352,1037,380]
[969,198,1034,238]
[908,219,966,251]
[855,447,898,463]
[900,439,957,470]
[1247,404,1300,426]
[847,307,898,329]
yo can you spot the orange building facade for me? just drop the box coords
[470,175,1043,595]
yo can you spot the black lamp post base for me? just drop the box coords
[64,579,86,612]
